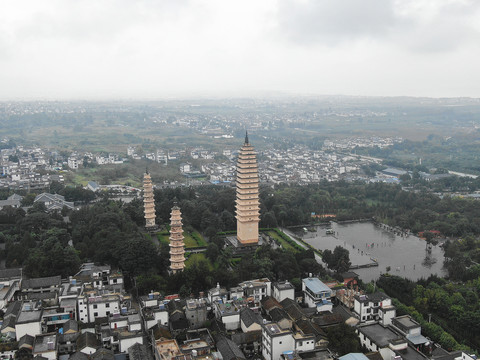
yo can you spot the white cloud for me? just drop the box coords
[0,0,479,99]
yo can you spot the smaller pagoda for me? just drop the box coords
[143,170,157,231]
[169,202,185,274]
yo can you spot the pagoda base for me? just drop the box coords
[225,235,263,255]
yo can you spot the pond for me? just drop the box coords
[301,221,446,282]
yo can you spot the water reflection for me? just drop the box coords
[301,221,446,282]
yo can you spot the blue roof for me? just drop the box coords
[302,277,331,294]
[339,353,369,360]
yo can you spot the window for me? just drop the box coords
[94,312,98,317]
[93,304,98,309]
[106,303,110,308]
[113,279,117,284]
[298,341,303,346]
[279,341,282,344]
[80,310,83,313]
[106,311,110,315]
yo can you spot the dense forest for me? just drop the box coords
[1,181,480,352]
[3,181,480,281]
[377,274,480,351]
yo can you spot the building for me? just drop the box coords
[302,277,333,312]
[262,322,294,360]
[184,298,207,329]
[34,193,74,211]
[235,132,260,245]
[68,157,78,170]
[213,299,245,331]
[272,281,295,302]
[238,278,271,306]
[353,292,396,325]
[216,336,246,360]
[33,333,57,360]
[169,203,186,274]
[15,302,43,340]
[143,171,157,230]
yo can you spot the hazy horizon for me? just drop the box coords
[2,0,480,100]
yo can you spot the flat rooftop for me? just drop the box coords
[302,278,331,294]
[357,324,402,348]
[33,333,56,353]
[393,315,420,330]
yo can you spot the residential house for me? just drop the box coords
[302,277,333,312]
[33,193,74,211]
[240,308,262,333]
[167,299,189,337]
[76,331,101,355]
[261,296,282,316]
[185,298,208,329]
[391,315,430,351]
[262,322,294,360]
[270,308,293,331]
[68,157,79,170]
[128,343,153,360]
[33,333,57,360]
[356,323,410,360]
[140,294,169,330]
[154,338,190,360]
[272,281,295,302]
[238,278,271,307]
[213,299,246,331]
[208,283,228,303]
[84,294,121,323]
[15,302,43,340]
[353,292,396,325]
[216,336,246,360]
[0,193,23,209]
[0,268,22,310]
[87,181,100,192]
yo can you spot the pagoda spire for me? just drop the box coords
[245,130,249,145]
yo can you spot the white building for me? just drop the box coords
[87,295,121,323]
[15,303,43,340]
[272,281,295,302]
[262,322,295,360]
[302,277,333,312]
[238,278,271,306]
[353,292,395,325]
[213,300,243,331]
[67,157,78,169]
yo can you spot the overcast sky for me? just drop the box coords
[1,0,480,100]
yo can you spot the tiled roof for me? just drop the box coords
[216,336,246,360]
[21,275,61,290]
[240,308,262,328]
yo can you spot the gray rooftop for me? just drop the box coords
[33,333,57,353]
[302,278,331,294]
[21,275,61,290]
[273,281,295,291]
[17,306,43,324]
[357,324,403,348]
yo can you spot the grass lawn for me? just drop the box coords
[185,253,213,270]
[157,230,206,248]
[266,230,303,252]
